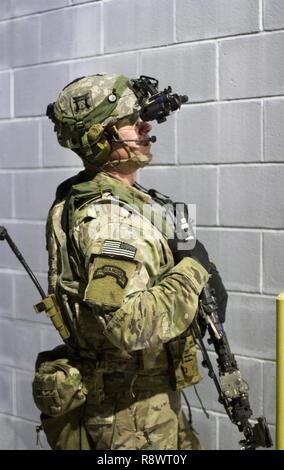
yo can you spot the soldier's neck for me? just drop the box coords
[103,170,137,186]
[84,166,137,186]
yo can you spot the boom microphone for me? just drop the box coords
[112,136,157,146]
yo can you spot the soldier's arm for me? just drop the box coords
[76,203,209,352]
[104,256,208,351]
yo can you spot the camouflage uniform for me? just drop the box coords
[45,170,209,450]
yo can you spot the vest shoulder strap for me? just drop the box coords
[68,173,172,239]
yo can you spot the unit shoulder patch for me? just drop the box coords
[84,241,139,309]
[93,264,128,289]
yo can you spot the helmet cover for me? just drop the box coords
[50,73,139,166]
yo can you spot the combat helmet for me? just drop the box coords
[47,73,189,169]
[46,73,140,167]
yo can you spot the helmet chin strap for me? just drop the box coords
[102,130,153,172]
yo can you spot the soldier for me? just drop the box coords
[34,73,227,450]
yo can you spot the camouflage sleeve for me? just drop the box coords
[75,199,209,352]
[46,202,63,294]
[104,257,209,351]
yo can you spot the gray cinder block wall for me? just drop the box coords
[0,0,282,450]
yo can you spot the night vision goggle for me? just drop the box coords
[131,75,188,124]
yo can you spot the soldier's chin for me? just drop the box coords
[136,153,153,168]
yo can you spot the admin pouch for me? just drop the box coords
[165,334,202,390]
[33,345,92,450]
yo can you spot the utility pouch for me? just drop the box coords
[34,294,70,341]
[33,345,91,450]
[40,407,92,450]
[33,357,87,417]
[166,334,202,391]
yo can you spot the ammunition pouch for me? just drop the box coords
[166,334,202,390]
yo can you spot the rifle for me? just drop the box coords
[109,182,274,448]
[164,199,274,449]
[131,187,274,449]
[193,283,273,450]
[0,226,77,350]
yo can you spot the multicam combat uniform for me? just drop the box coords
[44,170,209,450]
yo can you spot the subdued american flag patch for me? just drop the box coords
[101,240,137,260]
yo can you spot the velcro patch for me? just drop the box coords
[93,264,128,288]
[101,240,136,260]
[84,256,137,308]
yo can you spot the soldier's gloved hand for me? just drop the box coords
[168,238,210,273]
[208,262,228,323]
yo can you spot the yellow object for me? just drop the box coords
[34,294,70,341]
[276,292,284,450]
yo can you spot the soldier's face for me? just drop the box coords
[116,120,153,157]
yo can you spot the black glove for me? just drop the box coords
[168,238,210,273]
[208,262,228,323]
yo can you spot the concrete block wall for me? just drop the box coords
[0,0,281,450]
